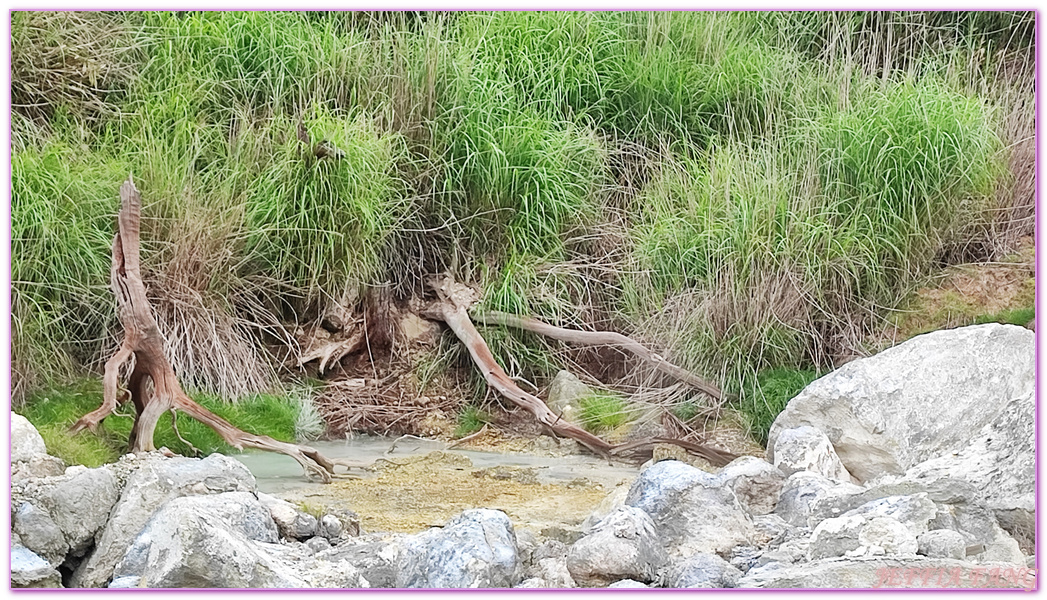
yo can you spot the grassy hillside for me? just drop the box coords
[11,11,1034,446]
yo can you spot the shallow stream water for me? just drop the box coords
[233,435,641,495]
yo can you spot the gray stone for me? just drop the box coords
[112,492,297,588]
[12,454,67,481]
[839,494,937,536]
[775,471,860,527]
[257,493,317,539]
[514,578,546,588]
[809,514,918,560]
[305,536,332,553]
[396,509,519,588]
[771,426,853,482]
[766,326,1034,539]
[319,514,343,539]
[660,552,743,588]
[11,545,62,588]
[751,513,804,549]
[315,534,404,588]
[11,465,120,561]
[715,456,786,516]
[729,546,762,573]
[546,370,593,425]
[11,413,47,463]
[918,529,966,559]
[738,557,1034,588]
[566,506,666,587]
[71,453,256,588]
[43,467,121,554]
[107,576,141,588]
[12,502,68,565]
[531,556,576,588]
[626,460,755,556]
[756,545,806,567]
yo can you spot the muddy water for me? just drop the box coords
[232,436,642,535]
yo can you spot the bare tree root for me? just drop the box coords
[474,310,722,404]
[70,176,366,483]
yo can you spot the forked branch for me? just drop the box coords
[70,176,364,483]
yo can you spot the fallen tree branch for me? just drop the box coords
[70,176,365,483]
[474,310,722,403]
[424,276,614,457]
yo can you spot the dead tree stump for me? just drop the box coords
[70,176,360,482]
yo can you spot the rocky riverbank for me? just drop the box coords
[10,324,1035,589]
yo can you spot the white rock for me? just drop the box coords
[396,509,519,588]
[71,453,256,588]
[917,530,966,560]
[626,460,755,556]
[768,325,1033,544]
[11,413,47,463]
[852,517,919,557]
[112,492,300,588]
[566,506,666,587]
[715,456,786,515]
[771,426,853,483]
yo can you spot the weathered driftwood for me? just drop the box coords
[423,275,738,466]
[70,176,363,483]
[423,275,615,457]
[474,310,722,403]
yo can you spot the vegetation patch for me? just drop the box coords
[738,368,821,445]
[19,379,310,466]
[578,392,633,434]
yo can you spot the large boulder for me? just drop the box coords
[10,414,66,481]
[766,322,1034,485]
[71,453,257,588]
[767,324,1033,538]
[566,506,666,587]
[111,492,298,588]
[396,509,519,588]
[626,460,755,557]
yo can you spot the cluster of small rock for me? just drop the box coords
[10,323,1034,589]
